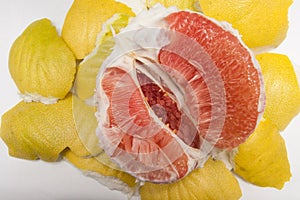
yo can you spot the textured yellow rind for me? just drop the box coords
[62,0,134,59]
[234,119,291,189]
[62,150,136,189]
[74,14,130,100]
[199,0,293,51]
[72,95,120,170]
[147,0,198,10]
[9,18,76,101]
[0,94,90,162]
[257,53,300,130]
[140,159,242,200]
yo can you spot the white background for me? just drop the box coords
[0,1,299,199]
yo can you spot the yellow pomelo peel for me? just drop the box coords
[62,0,134,59]
[74,13,130,101]
[140,159,242,200]
[0,94,90,162]
[62,150,136,190]
[146,0,199,11]
[234,118,291,189]
[72,95,120,170]
[199,0,293,51]
[257,53,300,130]
[9,18,76,103]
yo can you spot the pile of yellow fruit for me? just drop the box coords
[1,0,300,199]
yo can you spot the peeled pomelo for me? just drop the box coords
[62,0,134,59]
[234,118,291,189]
[9,18,76,104]
[0,94,90,161]
[256,53,300,130]
[140,158,242,200]
[95,5,264,183]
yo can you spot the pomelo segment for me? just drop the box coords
[161,11,264,148]
[98,66,198,183]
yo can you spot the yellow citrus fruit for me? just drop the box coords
[62,0,134,59]
[0,94,90,162]
[62,150,136,193]
[234,118,291,189]
[9,18,76,104]
[199,0,293,51]
[74,13,130,101]
[256,53,300,130]
[140,159,242,200]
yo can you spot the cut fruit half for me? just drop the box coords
[95,5,264,183]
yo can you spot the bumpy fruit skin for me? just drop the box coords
[234,119,291,189]
[140,159,242,200]
[74,14,130,101]
[62,0,134,59]
[9,18,76,102]
[62,150,137,191]
[199,0,293,51]
[0,94,90,162]
[147,0,198,10]
[256,53,300,130]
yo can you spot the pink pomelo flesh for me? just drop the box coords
[160,11,264,148]
[96,10,264,183]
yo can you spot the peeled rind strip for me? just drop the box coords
[62,0,134,59]
[234,118,291,189]
[256,53,300,130]
[199,0,292,51]
[0,94,90,161]
[74,13,130,101]
[62,150,137,193]
[140,159,242,200]
[9,18,76,103]
[72,95,120,170]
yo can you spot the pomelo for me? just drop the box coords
[95,5,264,183]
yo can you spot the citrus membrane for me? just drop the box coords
[9,18,76,104]
[94,5,264,183]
